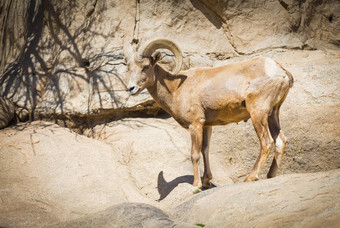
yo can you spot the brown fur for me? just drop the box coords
[128,55,293,188]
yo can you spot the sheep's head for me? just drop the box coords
[126,39,183,95]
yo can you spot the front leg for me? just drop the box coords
[189,121,204,187]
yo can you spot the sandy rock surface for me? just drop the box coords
[0,121,150,227]
[1,120,339,227]
[172,169,340,228]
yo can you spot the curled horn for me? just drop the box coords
[139,38,183,75]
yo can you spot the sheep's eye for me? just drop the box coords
[142,66,148,72]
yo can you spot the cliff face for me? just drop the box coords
[0,0,339,123]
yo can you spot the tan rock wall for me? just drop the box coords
[0,0,339,121]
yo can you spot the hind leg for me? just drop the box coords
[267,131,287,178]
[245,111,274,182]
[244,76,290,182]
[267,106,287,178]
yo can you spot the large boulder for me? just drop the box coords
[1,121,339,227]
[0,121,149,227]
[85,116,234,210]
[53,203,195,228]
[172,169,340,227]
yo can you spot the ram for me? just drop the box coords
[126,39,294,189]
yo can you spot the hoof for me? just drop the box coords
[244,175,259,182]
[201,182,212,190]
[201,176,213,190]
[267,170,278,179]
[267,173,275,179]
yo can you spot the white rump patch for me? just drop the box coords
[264,58,279,77]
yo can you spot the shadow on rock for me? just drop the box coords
[157,171,194,201]
[51,202,196,228]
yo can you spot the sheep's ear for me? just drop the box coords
[123,39,139,63]
[151,51,162,65]
[123,44,135,63]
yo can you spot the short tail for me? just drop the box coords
[276,61,294,88]
[285,69,294,88]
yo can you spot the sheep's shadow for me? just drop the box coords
[157,171,194,201]
[157,171,217,201]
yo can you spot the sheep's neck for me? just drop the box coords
[147,65,181,115]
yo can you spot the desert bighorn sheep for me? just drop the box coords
[126,39,293,188]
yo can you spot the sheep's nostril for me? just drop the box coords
[128,86,139,95]
[128,86,135,92]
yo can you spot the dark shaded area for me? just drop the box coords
[328,14,333,23]
[157,171,216,201]
[0,0,45,117]
[50,203,191,227]
[0,97,15,128]
[0,0,134,129]
[189,0,224,29]
[157,171,194,201]
[278,0,289,10]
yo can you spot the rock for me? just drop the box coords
[199,0,304,53]
[0,97,15,128]
[84,116,229,211]
[52,203,196,228]
[172,169,340,227]
[1,0,339,122]
[0,120,339,227]
[0,0,139,116]
[0,121,150,227]
[15,107,29,122]
[138,0,237,54]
